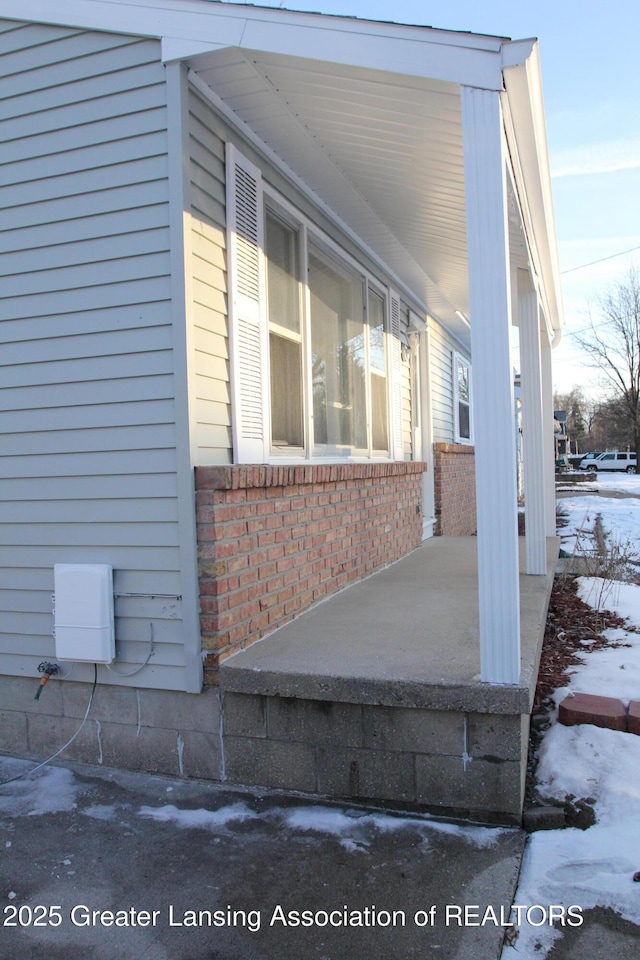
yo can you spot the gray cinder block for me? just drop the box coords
[268,697,363,747]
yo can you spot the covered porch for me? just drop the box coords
[174,7,563,692]
[220,535,559,824]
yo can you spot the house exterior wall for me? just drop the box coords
[186,79,417,467]
[188,83,233,465]
[0,676,222,780]
[1,18,454,785]
[429,316,471,444]
[0,20,191,691]
[183,84,426,679]
[433,443,477,535]
[401,329,414,460]
[196,463,426,682]
[427,317,476,534]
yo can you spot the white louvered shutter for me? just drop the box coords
[389,289,404,460]
[225,143,268,463]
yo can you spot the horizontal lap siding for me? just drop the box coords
[188,85,232,464]
[429,318,461,443]
[399,302,413,460]
[0,21,187,689]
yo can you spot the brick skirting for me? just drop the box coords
[196,462,426,683]
[433,443,477,536]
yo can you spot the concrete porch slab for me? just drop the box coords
[218,537,559,822]
[220,537,559,715]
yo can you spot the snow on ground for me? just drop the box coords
[503,494,640,958]
[138,800,259,829]
[0,761,79,817]
[588,472,640,495]
[280,805,504,850]
[558,470,640,562]
[0,752,507,852]
[558,494,640,558]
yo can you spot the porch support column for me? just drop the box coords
[540,331,557,536]
[462,87,520,684]
[518,270,547,574]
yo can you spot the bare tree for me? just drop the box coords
[573,267,640,461]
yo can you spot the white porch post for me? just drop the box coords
[462,87,520,684]
[540,332,557,536]
[518,270,547,574]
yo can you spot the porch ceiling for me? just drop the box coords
[187,44,535,344]
[188,44,517,344]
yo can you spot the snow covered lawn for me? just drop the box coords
[503,492,640,957]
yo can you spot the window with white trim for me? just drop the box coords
[226,143,403,463]
[453,352,472,443]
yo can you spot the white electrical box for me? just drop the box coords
[54,564,115,663]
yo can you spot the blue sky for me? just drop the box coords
[230,0,640,391]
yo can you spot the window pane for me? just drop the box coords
[457,361,469,404]
[270,333,303,447]
[368,289,385,373]
[371,374,388,451]
[368,289,388,452]
[265,210,300,335]
[458,401,470,441]
[265,210,303,449]
[309,248,366,450]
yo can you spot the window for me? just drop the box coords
[453,352,472,443]
[265,210,304,449]
[226,142,402,463]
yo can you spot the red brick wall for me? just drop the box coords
[196,463,426,684]
[433,443,476,536]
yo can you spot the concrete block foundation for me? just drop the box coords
[221,691,528,822]
[0,677,223,781]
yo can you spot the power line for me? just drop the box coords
[561,245,640,276]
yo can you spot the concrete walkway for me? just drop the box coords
[0,755,524,960]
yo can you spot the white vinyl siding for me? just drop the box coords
[429,317,471,444]
[399,300,414,460]
[188,84,233,463]
[0,22,188,689]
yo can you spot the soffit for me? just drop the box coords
[189,46,473,340]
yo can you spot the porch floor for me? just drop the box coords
[220,536,559,715]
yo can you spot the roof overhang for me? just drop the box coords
[2,0,563,344]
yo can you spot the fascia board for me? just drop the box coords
[501,37,536,69]
[234,20,504,89]
[0,0,506,89]
[502,47,564,342]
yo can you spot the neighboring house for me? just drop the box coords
[554,409,569,459]
[0,0,563,822]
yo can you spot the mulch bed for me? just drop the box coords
[533,576,632,710]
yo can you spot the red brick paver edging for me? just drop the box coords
[559,692,631,733]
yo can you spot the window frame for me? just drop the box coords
[263,187,394,462]
[264,203,306,456]
[453,351,473,445]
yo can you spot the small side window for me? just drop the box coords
[453,352,472,443]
